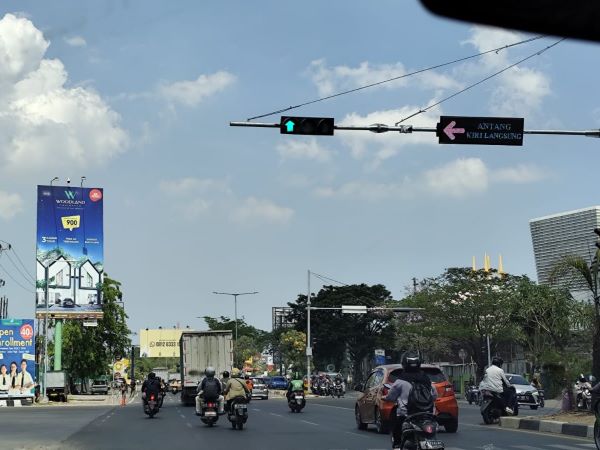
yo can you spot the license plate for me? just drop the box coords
[205,411,217,416]
[419,440,444,450]
[295,395,304,400]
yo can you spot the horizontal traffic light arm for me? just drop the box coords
[230,121,600,137]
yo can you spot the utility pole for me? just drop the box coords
[412,277,418,295]
[212,291,258,365]
[306,270,311,385]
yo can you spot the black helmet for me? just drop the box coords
[579,374,587,382]
[222,370,230,378]
[148,372,156,380]
[491,356,503,367]
[401,351,421,371]
[205,367,215,378]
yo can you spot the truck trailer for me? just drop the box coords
[179,330,233,405]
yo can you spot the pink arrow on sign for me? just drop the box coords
[443,120,465,140]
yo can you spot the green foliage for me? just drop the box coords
[278,330,306,372]
[287,283,396,379]
[203,316,267,369]
[61,275,131,387]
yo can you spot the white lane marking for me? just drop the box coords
[550,446,591,450]
[310,403,354,411]
[575,445,598,449]
[343,431,369,439]
[252,408,261,412]
[179,414,186,419]
[186,422,193,428]
[269,412,283,417]
[127,393,138,404]
[301,420,319,426]
[512,445,545,450]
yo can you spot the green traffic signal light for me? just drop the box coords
[280,116,334,136]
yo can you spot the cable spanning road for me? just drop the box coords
[0,393,594,450]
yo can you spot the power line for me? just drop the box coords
[312,272,349,287]
[395,37,566,125]
[247,35,546,121]
[4,251,35,285]
[9,245,36,284]
[0,261,35,294]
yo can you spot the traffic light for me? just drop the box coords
[280,116,334,136]
[594,228,600,249]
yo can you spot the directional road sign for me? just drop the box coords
[437,116,524,146]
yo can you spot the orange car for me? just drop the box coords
[355,364,459,433]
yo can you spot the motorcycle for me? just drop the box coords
[578,386,592,411]
[593,393,599,450]
[333,382,344,398]
[537,388,545,408]
[288,390,306,413]
[480,388,518,424]
[228,396,248,430]
[143,392,160,418]
[398,412,444,450]
[199,399,219,427]
[466,385,480,405]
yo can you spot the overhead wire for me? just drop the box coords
[395,37,566,125]
[9,244,36,284]
[246,35,547,121]
[4,251,36,285]
[0,260,35,294]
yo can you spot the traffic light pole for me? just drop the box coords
[230,121,600,137]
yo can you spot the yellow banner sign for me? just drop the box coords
[140,329,184,358]
[61,215,80,231]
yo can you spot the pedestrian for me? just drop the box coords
[119,379,127,406]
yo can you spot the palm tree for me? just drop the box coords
[551,251,600,379]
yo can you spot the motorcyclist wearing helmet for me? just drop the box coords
[221,370,230,387]
[196,367,224,415]
[479,356,513,415]
[141,372,161,405]
[384,351,437,449]
[575,374,592,408]
[223,368,250,412]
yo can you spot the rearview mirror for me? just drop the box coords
[419,0,600,43]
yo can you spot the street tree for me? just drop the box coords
[551,252,600,379]
[278,330,306,375]
[401,268,525,378]
[287,284,397,381]
[62,275,131,391]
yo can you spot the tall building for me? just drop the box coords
[530,206,600,293]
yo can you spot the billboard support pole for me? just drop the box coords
[43,265,49,399]
[54,319,63,371]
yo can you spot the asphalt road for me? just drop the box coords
[0,393,595,450]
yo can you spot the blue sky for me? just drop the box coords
[1,1,599,335]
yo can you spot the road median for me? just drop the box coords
[500,412,595,439]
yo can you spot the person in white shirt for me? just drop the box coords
[16,359,34,394]
[0,364,9,392]
[479,356,513,415]
[7,361,19,396]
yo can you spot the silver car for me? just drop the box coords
[251,377,269,400]
[506,374,540,410]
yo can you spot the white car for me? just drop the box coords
[506,374,541,410]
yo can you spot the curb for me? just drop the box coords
[500,416,594,439]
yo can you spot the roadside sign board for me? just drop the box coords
[437,116,524,146]
[342,305,367,314]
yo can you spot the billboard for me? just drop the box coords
[140,329,185,358]
[35,185,104,319]
[0,319,36,401]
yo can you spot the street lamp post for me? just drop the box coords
[212,291,258,363]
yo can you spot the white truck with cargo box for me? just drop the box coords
[179,331,233,406]
[46,370,69,402]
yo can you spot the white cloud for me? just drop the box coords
[307,59,462,97]
[424,158,489,198]
[315,159,548,201]
[461,26,552,116]
[0,14,127,177]
[64,36,87,47]
[158,71,236,107]
[0,190,23,220]
[276,138,332,163]
[160,177,294,224]
[338,106,441,167]
[232,197,294,224]
[491,164,549,183]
